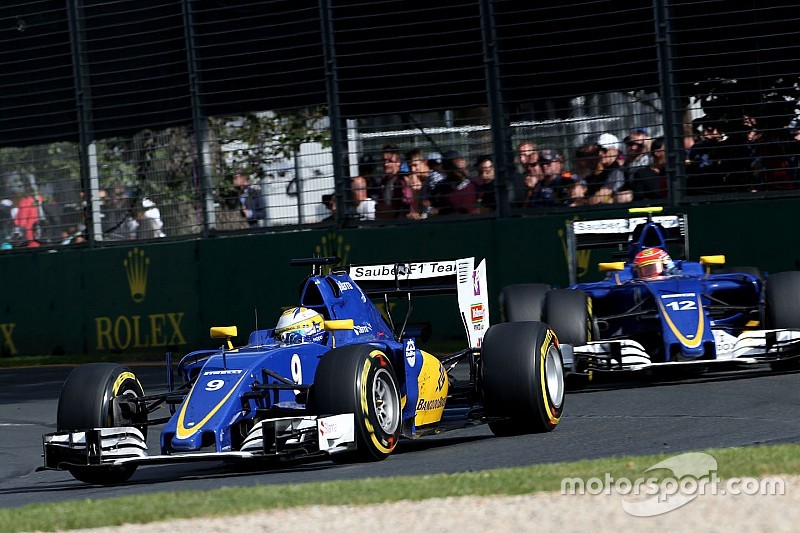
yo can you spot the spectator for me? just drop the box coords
[512,140,539,206]
[631,137,667,200]
[135,197,166,239]
[574,144,602,182]
[356,154,381,202]
[588,133,628,204]
[474,154,497,212]
[320,193,336,222]
[561,176,590,208]
[0,199,14,242]
[686,118,736,194]
[538,149,572,203]
[351,176,376,221]
[623,128,653,179]
[101,186,137,240]
[443,150,478,215]
[786,119,800,185]
[423,151,449,216]
[61,223,87,245]
[233,170,266,227]
[15,182,43,242]
[376,144,407,218]
[404,149,430,219]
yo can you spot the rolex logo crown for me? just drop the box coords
[124,247,149,303]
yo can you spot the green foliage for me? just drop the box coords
[209,107,331,179]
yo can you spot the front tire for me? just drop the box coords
[312,345,401,461]
[481,321,564,436]
[57,363,146,485]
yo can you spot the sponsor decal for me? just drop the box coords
[416,397,447,411]
[124,247,150,303]
[470,303,484,323]
[203,369,244,376]
[95,313,187,350]
[92,248,188,351]
[472,270,481,296]
[0,323,17,356]
[573,216,681,235]
[558,224,591,280]
[353,324,372,336]
[437,365,446,391]
[319,418,337,437]
[336,280,354,291]
[314,232,350,273]
[351,261,457,280]
[661,293,697,299]
[405,338,416,367]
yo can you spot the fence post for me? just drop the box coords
[655,0,685,207]
[320,0,350,227]
[67,0,102,245]
[181,0,214,236]
[479,0,512,218]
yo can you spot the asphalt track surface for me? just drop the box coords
[1,363,799,510]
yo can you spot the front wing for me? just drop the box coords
[568,328,800,373]
[42,414,355,471]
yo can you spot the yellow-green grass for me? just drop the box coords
[2,444,798,533]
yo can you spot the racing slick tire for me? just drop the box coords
[56,363,146,485]
[764,271,800,371]
[481,321,564,436]
[312,345,401,462]
[499,283,552,322]
[542,289,593,347]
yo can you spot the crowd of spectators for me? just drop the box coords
[7,118,800,245]
[329,129,675,221]
[1,175,166,251]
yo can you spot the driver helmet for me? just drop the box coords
[275,307,325,344]
[633,247,673,279]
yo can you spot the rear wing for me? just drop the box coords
[566,211,689,285]
[348,258,489,349]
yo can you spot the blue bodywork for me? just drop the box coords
[571,219,762,362]
[157,265,439,454]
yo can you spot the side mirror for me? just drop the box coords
[599,262,626,272]
[324,319,354,331]
[210,326,237,349]
[700,255,726,277]
[699,255,726,266]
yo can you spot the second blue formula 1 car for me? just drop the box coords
[500,207,800,377]
[42,256,564,484]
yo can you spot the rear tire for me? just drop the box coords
[57,363,146,485]
[499,283,551,322]
[543,289,592,346]
[481,322,564,436]
[312,345,401,461]
[764,271,800,371]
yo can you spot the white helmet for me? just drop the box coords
[275,307,325,344]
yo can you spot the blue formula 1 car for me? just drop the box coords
[42,256,564,485]
[500,208,800,377]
